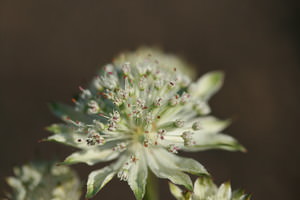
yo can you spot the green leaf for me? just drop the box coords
[189,71,224,101]
[127,147,148,200]
[146,148,193,191]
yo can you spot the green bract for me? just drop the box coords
[46,48,245,199]
[5,161,81,200]
[169,177,251,200]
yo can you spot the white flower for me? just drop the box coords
[46,48,245,199]
[169,177,251,200]
[5,161,81,200]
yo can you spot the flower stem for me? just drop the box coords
[144,170,159,200]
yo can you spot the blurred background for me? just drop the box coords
[0,0,299,199]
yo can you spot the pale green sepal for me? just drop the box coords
[86,166,116,199]
[189,71,224,101]
[155,148,209,176]
[193,177,217,199]
[146,149,193,191]
[127,147,148,200]
[85,157,126,199]
[169,182,185,200]
[232,190,252,200]
[216,182,232,200]
[62,148,119,166]
[46,124,87,149]
[49,102,98,123]
[6,177,26,200]
[197,116,231,134]
[183,133,246,152]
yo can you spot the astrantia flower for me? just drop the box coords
[169,177,251,200]
[5,161,81,200]
[46,48,245,199]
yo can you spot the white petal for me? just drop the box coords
[63,148,119,166]
[216,182,232,200]
[169,182,184,200]
[184,133,246,152]
[86,157,126,198]
[46,124,88,149]
[193,116,231,134]
[189,71,224,101]
[153,148,208,176]
[127,146,148,200]
[146,148,193,191]
[193,177,217,199]
[49,102,96,123]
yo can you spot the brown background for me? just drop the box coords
[0,0,299,199]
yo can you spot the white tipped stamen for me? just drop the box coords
[87,100,100,114]
[168,144,179,153]
[122,62,131,75]
[86,131,105,146]
[157,129,166,140]
[117,169,129,181]
[181,131,195,146]
[192,121,201,130]
[174,119,184,128]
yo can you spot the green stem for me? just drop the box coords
[144,170,159,200]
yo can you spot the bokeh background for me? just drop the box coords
[1,0,299,199]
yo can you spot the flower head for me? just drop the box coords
[169,177,251,200]
[5,161,81,200]
[46,48,245,199]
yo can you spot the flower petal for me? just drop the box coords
[193,177,217,199]
[189,71,224,101]
[183,133,246,152]
[232,190,252,200]
[46,124,87,149]
[49,102,95,123]
[154,148,209,176]
[86,167,116,198]
[62,147,119,166]
[169,182,184,200]
[216,182,232,200]
[127,147,148,200]
[146,148,193,191]
[86,157,125,199]
[195,116,231,134]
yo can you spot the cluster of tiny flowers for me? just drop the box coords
[4,162,81,200]
[46,48,244,199]
[71,60,196,153]
[169,177,251,200]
